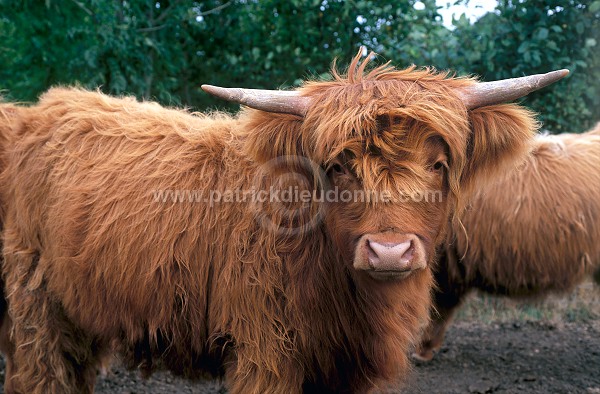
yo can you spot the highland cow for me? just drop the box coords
[0,54,566,393]
[416,122,600,361]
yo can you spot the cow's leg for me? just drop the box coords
[0,310,17,394]
[3,248,102,394]
[0,275,16,393]
[225,352,304,394]
[414,287,467,361]
[414,249,470,361]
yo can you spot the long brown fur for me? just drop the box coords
[0,102,22,393]
[417,122,600,360]
[0,54,536,393]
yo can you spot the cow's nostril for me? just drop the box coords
[401,245,414,263]
[366,240,379,269]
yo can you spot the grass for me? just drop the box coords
[455,280,600,324]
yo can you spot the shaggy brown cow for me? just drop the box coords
[0,54,565,393]
[416,122,600,361]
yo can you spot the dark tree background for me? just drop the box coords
[0,0,598,132]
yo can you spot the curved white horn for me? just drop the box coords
[459,69,569,109]
[201,85,310,116]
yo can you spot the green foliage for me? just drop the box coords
[446,0,600,131]
[0,0,598,131]
[189,0,448,109]
[0,0,195,105]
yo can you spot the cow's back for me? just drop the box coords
[1,88,249,347]
[451,129,600,295]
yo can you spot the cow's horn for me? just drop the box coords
[201,85,310,116]
[459,69,569,109]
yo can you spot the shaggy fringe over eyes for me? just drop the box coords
[244,52,474,204]
[244,51,537,217]
[299,52,476,163]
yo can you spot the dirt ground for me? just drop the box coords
[1,319,597,393]
[402,320,600,394]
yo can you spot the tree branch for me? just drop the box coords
[137,24,168,33]
[197,1,232,17]
[71,0,93,16]
[154,0,184,24]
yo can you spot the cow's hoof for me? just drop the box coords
[412,349,434,361]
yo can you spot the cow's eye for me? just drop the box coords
[327,161,348,177]
[331,163,344,174]
[431,160,447,173]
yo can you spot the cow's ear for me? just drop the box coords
[242,111,305,162]
[460,104,538,194]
